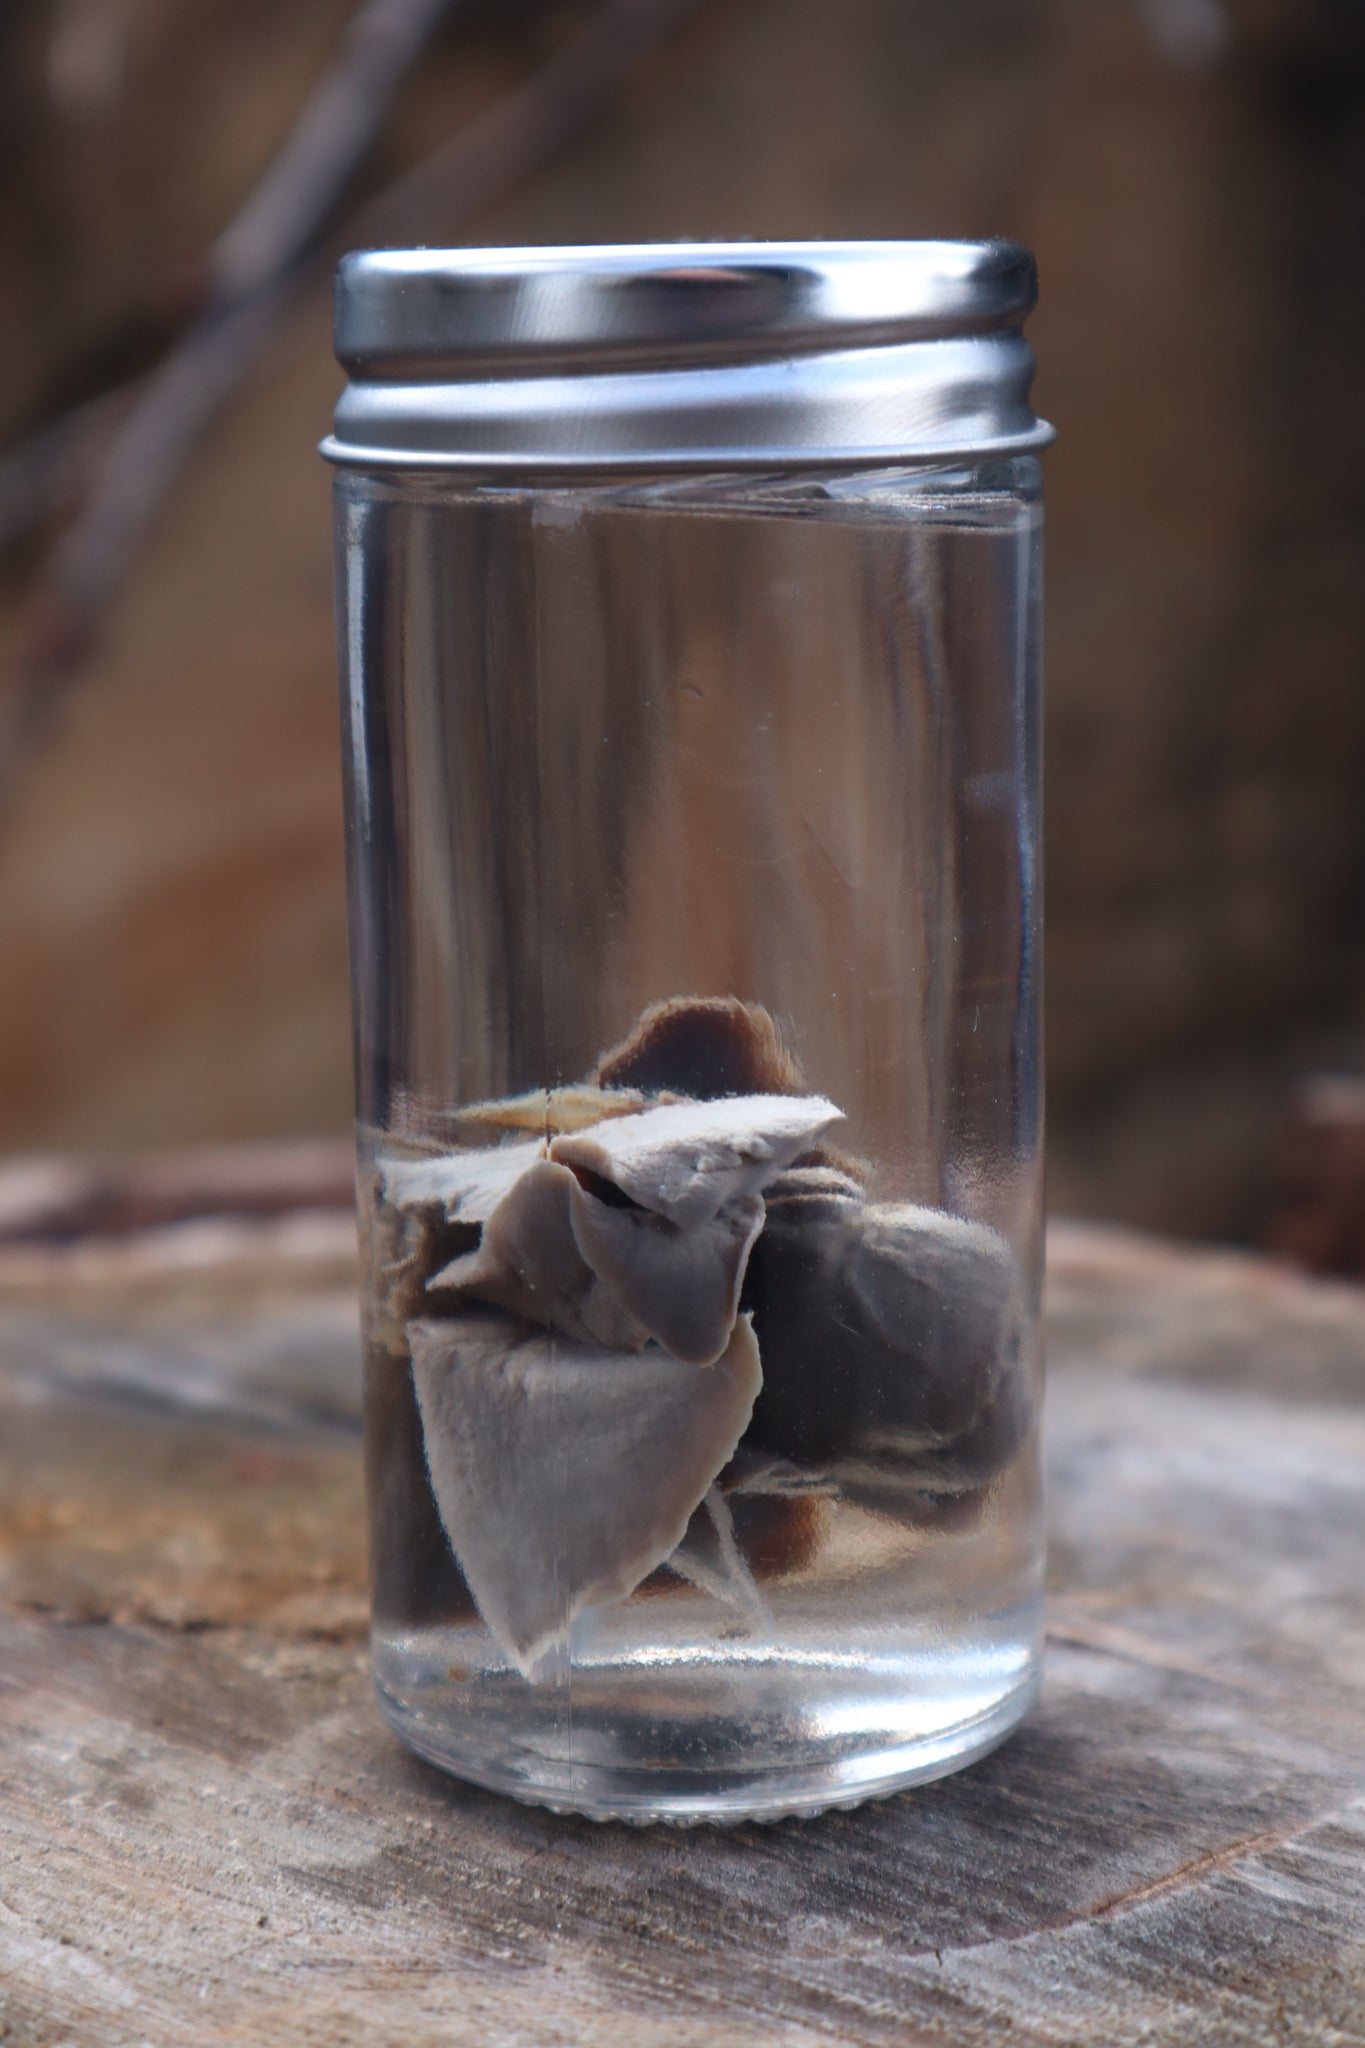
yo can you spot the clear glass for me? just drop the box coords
[334,457,1044,1822]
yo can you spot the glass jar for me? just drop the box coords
[325,242,1050,1822]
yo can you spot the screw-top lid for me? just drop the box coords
[323,240,1051,471]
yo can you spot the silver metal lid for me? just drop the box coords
[322,241,1052,471]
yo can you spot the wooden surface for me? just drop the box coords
[1,1213,1364,2045]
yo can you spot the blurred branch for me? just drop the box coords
[0,1141,356,1246]
[0,1141,359,1310]
[348,0,706,247]
[0,0,461,798]
[0,391,130,558]
[205,0,459,304]
[0,0,707,814]
[0,0,459,565]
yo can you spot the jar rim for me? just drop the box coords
[324,240,1053,470]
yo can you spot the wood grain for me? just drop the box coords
[1,1221,1363,2044]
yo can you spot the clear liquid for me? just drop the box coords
[360,1122,1042,1823]
[339,461,1045,1818]
[376,1614,1043,1825]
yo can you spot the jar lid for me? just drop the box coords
[322,240,1052,471]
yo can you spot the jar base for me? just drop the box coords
[374,1647,1041,1825]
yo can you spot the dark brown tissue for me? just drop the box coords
[745,1182,1026,1488]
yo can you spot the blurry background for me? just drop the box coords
[0,0,1362,1256]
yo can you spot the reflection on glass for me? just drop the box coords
[340,460,1044,1820]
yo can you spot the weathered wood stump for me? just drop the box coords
[1,1170,1362,2044]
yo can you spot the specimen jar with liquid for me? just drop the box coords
[324,241,1051,1822]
